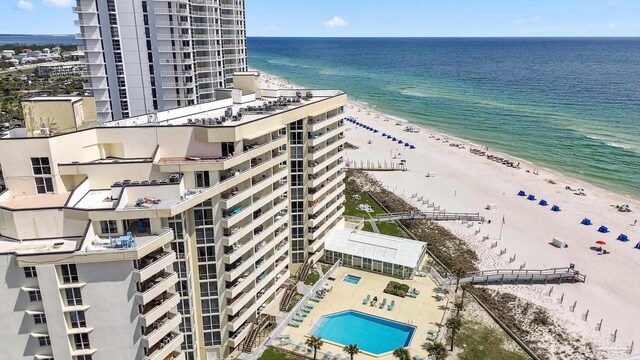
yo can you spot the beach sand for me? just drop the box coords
[258,71,640,358]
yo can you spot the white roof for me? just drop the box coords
[26,96,83,102]
[325,228,426,268]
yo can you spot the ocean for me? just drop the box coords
[247,37,640,199]
[0,34,79,46]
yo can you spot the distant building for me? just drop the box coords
[34,62,86,78]
[1,50,15,58]
[75,0,248,121]
[21,96,98,135]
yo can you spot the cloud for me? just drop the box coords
[17,0,34,10]
[322,16,348,29]
[43,0,72,7]
[266,25,276,31]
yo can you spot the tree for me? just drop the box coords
[460,284,472,309]
[453,300,464,317]
[305,336,324,360]
[446,316,463,351]
[343,344,360,360]
[392,347,411,360]
[426,342,448,360]
[451,266,467,293]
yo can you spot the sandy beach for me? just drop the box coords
[259,71,640,358]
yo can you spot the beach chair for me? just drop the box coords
[310,294,322,302]
[388,299,395,311]
[426,329,438,342]
[413,355,426,360]
[379,298,387,309]
[294,341,303,350]
[299,307,311,313]
[363,294,370,305]
[324,351,334,359]
[370,298,378,307]
[304,302,315,309]
[296,310,308,317]
[293,315,305,322]
[288,321,300,328]
[435,292,446,301]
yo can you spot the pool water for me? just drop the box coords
[310,310,415,354]
[343,275,361,284]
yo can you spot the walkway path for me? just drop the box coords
[369,220,381,233]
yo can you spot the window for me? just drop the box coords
[195,171,210,188]
[31,157,51,175]
[74,356,93,360]
[38,336,51,347]
[201,315,220,330]
[203,330,221,346]
[194,208,214,227]
[61,264,79,284]
[100,220,118,234]
[292,252,305,264]
[200,298,219,314]
[69,311,86,328]
[65,288,83,306]
[73,333,91,350]
[31,157,53,194]
[195,228,215,245]
[24,266,37,278]
[35,177,54,194]
[292,239,304,251]
[33,314,47,324]
[291,174,303,186]
[28,290,42,302]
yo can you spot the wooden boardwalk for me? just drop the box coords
[444,267,586,286]
[375,211,485,222]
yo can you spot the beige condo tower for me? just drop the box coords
[0,73,346,360]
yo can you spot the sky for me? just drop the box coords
[0,0,639,37]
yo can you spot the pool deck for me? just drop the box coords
[277,266,449,359]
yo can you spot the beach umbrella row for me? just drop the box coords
[517,190,560,211]
[346,117,416,149]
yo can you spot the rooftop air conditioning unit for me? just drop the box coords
[225,107,233,117]
[39,127,50,135]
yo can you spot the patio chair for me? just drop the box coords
[293,316,305,322]
[435,292,446,301]
[288,321,300,328]
[304,302,315,309]
[413,355,426,360]
[388,299,395,311]
[426,329,438,342]
[363,294,370,305]
[379,298,387,309]
[324,351,334,359]
[310,295,322,302]
[296,311,307,317]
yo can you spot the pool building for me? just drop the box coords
[324,229,427,279]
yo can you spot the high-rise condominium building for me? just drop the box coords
[75,0,248,122]
[0,73,346,360]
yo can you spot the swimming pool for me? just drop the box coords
[310,310,415,355]
[343,275,361,284]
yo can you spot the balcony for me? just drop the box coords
[309,151,342,175]
[161,58,193,65]
[156,21,190,28]
[72,6,97,13]
[309,126,344,147]
[76,33,100,40]
[309,138,347,161]
[154,8,188,15]
[223,214,286,265]
[309,172,345,201]
[221,184,286,229]
[163,93,196,101]
[228,322,253,348]
[157,34,191,40]
[133,251,176,283]
[309,116,344,132]
[161,81,194,89]
[74,20,99,26]
[142,313,181,349]
[139,292,180,327]
[309,165,344,189]
[136,272,178,305]
[143,333,183,360]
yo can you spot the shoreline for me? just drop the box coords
[256,68,640,202]
[259,69,640,358]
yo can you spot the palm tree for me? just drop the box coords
[392,347,411,360]
[453,300,464,316]
[426,342,448,360]
[343,344,360,360]
[305,336,324,360]
[460,284,472,308]
[451,266,467,293]
[446,316,463,351]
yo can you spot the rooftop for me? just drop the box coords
[0,193,70,210]
[0,236,80,256]
[24,96,84,103]
[325,229,426,268]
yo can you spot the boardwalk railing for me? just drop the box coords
[376,211,484,222]
[266,259,342,345]
[443,266,586,286]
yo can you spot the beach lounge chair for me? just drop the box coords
[379,298,387,309]
[435,292,446,301]
[388,299,395,311]
[413,355,425,360]
[288,321,300,328]
[310,294,322,302]
[304,301,315,309]
[293,315,305,322]
[426,329,438,341]
[299,307,311,313]
[324,351,334,359]
[363,294,370,305]
[370,297,378,307]
[295,341,304,350]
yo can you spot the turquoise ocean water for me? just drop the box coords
[247,37,640,198]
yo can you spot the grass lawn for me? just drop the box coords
[343,191,387,218]
[376,221,409,238]
[454,320,529,360]
[361,222,374,232]
[259,347,296,360]
[304,271,320,285]
[286,293,303,312]
[321,264,331,273]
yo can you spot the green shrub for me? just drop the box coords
[383,281,410,297]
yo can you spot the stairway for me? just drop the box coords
[242,314,270,353]
[279,287,295,311]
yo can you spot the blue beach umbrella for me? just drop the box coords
[410,145,416,149]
